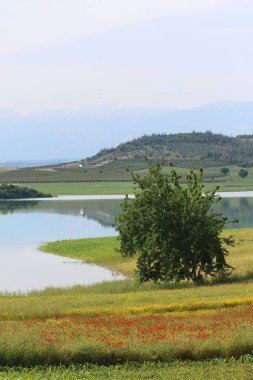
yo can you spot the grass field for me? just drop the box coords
[23,181,135,195]
[1,164,253,195]
[1,357,253,379]
[23,165,253,195]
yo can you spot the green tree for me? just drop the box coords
[220,167,230,176]
[0,184,52,199]
[115,162,235,284]
[238,169,248,178]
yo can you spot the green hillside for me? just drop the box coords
[0,131,253,184]
[83,131,253,168]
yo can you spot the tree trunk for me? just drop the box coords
[183,262,204,285]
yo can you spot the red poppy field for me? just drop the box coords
[25,304,253,348]
[0,303,252,365]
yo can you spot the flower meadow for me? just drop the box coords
[25,305,253,348]
[0,304,252,365]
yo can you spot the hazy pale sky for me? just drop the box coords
[0,0,253,113]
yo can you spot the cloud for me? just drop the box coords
[0,0,221,56]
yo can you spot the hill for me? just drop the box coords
[0,131,253,185]
[82,131,253,169]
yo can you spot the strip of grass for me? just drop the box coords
[22,181,253,196]
[1,282,253,320]
[0,357,252,379]
[23,182,135,195]
[40,236,135,276]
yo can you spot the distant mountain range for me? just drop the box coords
[1,101,253,163]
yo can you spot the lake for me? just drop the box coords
[1,192,253,292]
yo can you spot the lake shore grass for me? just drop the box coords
[22,182,135,196]
[40,228,253,280]
[0,229,252,369]
[40,236,135,277]
[22,180,253,196]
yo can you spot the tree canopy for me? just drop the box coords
[115,162,235,284]
[238,169,248,178]
[220,167,230,175]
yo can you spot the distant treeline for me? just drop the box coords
[0,184,52,199]
[90,131,253,167]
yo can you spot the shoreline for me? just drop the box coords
[2,190,253,201]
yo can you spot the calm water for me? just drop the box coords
[0,198,122,292]
[1,193,253,292]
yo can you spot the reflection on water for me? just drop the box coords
[0,199,121,227]
[0,199,122,293]
[1,195,252,229]
[218,197,253,228]
[0,200,38,215]
[0,195,252,292]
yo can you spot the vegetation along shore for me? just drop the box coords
[0,183,52,199]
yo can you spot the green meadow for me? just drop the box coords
[21,165,253,195]
[23,181,135,195]
[0,358,252,379]
[0,164,252,196]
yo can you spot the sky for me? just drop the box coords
[0,0,253,114]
